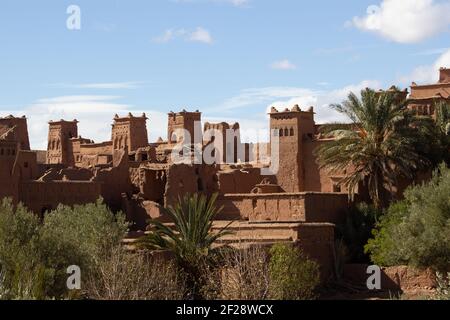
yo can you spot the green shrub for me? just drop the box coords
[365,164,450,270]
[37,200,129,298]
[0,199,128,299]
[268,244,320,300]
[0,199,47,299]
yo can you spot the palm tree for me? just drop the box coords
[137,193,232,299]
[316,88,428,208]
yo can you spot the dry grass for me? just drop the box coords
[84,246,185,300]
[218,245,270,300]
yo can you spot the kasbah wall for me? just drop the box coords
[1,68,448,277]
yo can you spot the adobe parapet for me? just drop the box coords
[0,114,27,120]
[48,119,79,125]
[269,105,315,115]
[168,109,201,116]
[113,113,148,122]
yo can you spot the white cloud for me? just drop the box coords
[352,0,450,43]
[270,59,297,70]
[187,27,213,44]
[153,27,213,44]
[210,80,382,125]
[2,96,167,150]
[399,48,450,84]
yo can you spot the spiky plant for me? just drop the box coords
[316,88,428,208]
[138,193,232,299]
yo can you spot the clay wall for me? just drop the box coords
[92,150,133,211]
[12,150,39,181]
[216,167,265,194]
[0,140,19,202]
[138,167,167,204]
[164,163,219,206]
[216,192,350,223]
[0,115,30,150]
[19,181,102,215]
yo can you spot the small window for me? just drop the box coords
[290,128,294,136]
[333,184,341,193]
[24,162,29,168]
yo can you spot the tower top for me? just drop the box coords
[113,113,148,121]
[269,105,315,114]
[48,119,79,125]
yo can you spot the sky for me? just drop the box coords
[1,0,449,149]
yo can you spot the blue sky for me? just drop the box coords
[1,0,449,149]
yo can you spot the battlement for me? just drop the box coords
[269,104,314,115]
[48,119,79,125]
[113,112,148,122]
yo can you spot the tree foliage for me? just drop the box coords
[0,199,128,299]
[365,164,450,271]
[317,88,429,207]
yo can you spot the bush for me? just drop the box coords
[0,199,129,299]
[268,244,320,300]
[38,200,128,297]
[84,246,185,300]
[365,164,450,270]
[0,199,47,299]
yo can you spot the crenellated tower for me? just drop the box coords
[112,113,149,153]
[168,110,202,145]
[46,119,78,166]
[269,105,315,192]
